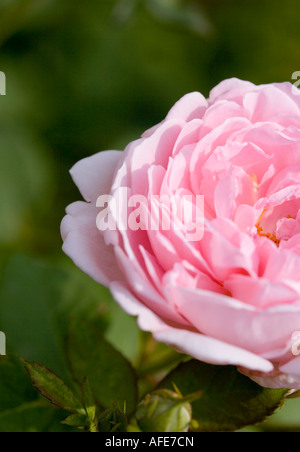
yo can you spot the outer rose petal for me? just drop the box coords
[241,365,300,390]
[166,92,208,122]
[110,282,273,373]
[209,78,256,104]
[70,150,122,202]
[61,150,124,285]
[142,92,207,138]
[174,286,300,355]
[61,202,124,286]
[243,86,300,122]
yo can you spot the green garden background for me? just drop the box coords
[0,0,300,432]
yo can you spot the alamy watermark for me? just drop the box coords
[0,332,6,356]
[96,189,205,241]
[0,71,6,96]
[292,71,300,96]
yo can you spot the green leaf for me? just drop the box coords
[67,319,138,414]
[0,355,71,433]
[0,402,59,433]
[0,355,38,411]
[22,359,85,414]
[159,360,287,432]
[82,377,96,423]
[82,377,98,432]
[249,397,300,432]
[61,414,89,428]
[105,301,141,365]
[0,255,68,379]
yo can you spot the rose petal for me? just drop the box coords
[110,281,273,372]
[70,150,122,202]
[61,202,124,285]
[166,92,208,122]
[174,286,300,355]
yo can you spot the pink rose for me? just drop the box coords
[61,78,300,389]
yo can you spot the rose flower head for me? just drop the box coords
[62,78,300,389]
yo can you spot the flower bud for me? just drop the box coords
[136,388,200,432]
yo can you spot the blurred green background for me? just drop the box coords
[0,0,300,432]
[1,0,299,257]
